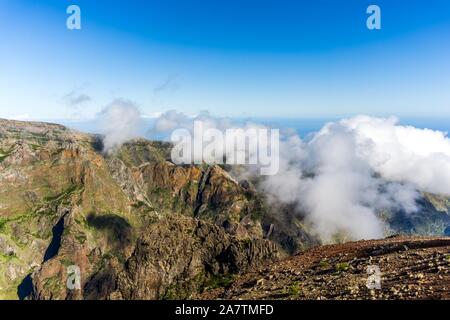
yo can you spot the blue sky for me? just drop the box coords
[0,0,450,120]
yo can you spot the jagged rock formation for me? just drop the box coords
[83,215,278,300]
[199,236,450,300]
[0,119,279,299]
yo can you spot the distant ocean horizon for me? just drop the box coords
[45,116,450,141]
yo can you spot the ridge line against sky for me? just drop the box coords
[0,0,450,120]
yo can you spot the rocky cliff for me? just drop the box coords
[0,119,278,299]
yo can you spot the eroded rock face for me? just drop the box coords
[83,215,278,300]
[106,152,268,240]
[0,119,280,300]
[30,214,278,300]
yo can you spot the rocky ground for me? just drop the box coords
[198,236,450,300]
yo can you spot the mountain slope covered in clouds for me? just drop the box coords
[148,111,450,243]
[0,118,449,300]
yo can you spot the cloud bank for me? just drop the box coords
[264,115,450,242]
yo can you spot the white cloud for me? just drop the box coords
[97,99,144,153]
[63,90,91,107]
[340,115,450,195]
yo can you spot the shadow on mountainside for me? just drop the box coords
[86,213,133,251]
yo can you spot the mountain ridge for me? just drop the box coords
[0,118,449,300]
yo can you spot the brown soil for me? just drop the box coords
[197,236,450,300]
